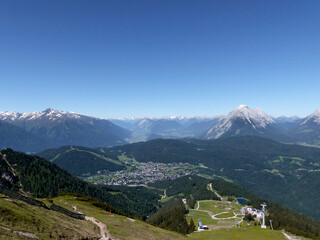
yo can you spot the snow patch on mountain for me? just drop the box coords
[0,108,92,122]
[137,118,153,128]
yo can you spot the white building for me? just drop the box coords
[241,207,264,221]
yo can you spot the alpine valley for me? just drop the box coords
[1,106,320,240]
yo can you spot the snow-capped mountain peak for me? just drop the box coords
[236,104,249,109]
[227,105,274,128]
[204,105,275,139]
[0,109,89,122]
[301,107,320,125]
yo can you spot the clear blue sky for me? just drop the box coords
[1,0,319,118]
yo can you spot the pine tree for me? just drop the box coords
[189,219,196,233]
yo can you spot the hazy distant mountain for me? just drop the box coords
[204,105,276,139]
[134,118,183,133]
[275,116,301,123]
[0,109,130,151]
[110,116,223,141]
[293,107,320,145]
[0,120,47,152]
[184,117,223,137]
[2,107,320,151]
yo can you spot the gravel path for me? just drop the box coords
[282,230,306,240]
[0,226,40,239]
[73,205,120,240]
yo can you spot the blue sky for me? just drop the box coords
[1,0,319,118]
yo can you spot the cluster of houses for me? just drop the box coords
[241,207,264,221]
[87,162,199,186]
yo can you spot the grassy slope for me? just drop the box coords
[0,193,187,240]
[1,148,160,218]
[0,192,292,240]
[55,195,187,240]
[56,195,292,240]
[0,194,100,240]
[189,227,287,240]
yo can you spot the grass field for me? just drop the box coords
[187,210,218,225]
[214,212,235,218]
[53,195,187,240]
[185,198,289,240]
[188,225,287,240]
[199,200,235,214]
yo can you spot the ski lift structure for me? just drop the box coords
[197,219,209,231]
[261,202,267,229]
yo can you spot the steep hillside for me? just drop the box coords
[0,193,100,240]
[37,146,125,176]
[0,193,187,240]
[0,149,160,218]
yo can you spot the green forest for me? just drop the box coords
[103,136,320,221]
[1,148,160,219]
[147,198,196,234]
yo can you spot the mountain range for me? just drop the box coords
[202,105,320,146]
[1,105,320,152]
[0,108,130,152]
[115,105,320,146]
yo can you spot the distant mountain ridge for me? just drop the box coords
[0,108,130,152]
[2,106,320,151]
[110,115,224,141]
[291,107,320,146]
[110,106,320,145]
[0,120,46,152]
[202,105,320,146]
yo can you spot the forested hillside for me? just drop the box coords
[147,199,196,234]
[105,136,320,221]
[0,149,160,219]
[150,175,320,239]
[37,146,125,176]
[149,175,219,207]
